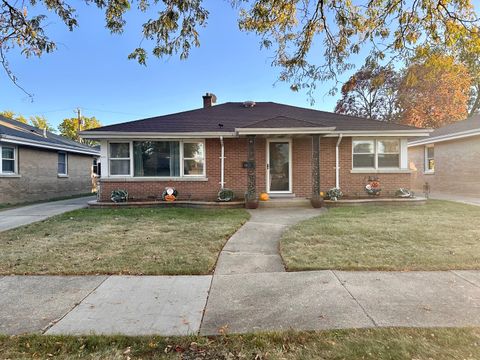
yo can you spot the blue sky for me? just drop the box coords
[1,0,358,128]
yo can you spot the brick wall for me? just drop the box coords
[99,136,412,201]
[0,145,95,204]
[409,136,480,195]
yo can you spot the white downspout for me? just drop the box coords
[335,134,343,189]
[220,136,225,189]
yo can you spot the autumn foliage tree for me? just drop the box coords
[397,54,472,128]
[1,1,480,97]
[0,111,55,131]
[58,116,101,145]
[335,59,400,122]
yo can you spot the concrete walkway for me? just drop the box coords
[215,208,324,274]
[0,196,95,232]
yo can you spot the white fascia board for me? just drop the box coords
[325,130,432,137]
[0,135,100,156]
[80,131,237,139]
[408,129,480,147]
[236,127,336,135]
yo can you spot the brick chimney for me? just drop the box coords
[202,93,216,108]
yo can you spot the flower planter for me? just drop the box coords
[245,200,259,209]
[310,197,325,208]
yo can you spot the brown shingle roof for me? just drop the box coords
[0,116,99,155]
[409,115,480,144]
[85,102,422,133]
[428,115,480,138]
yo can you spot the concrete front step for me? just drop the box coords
[259,197,312,208]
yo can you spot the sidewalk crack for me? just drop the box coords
[331,270,378,327]
[41,275,110,334]
[450,270,480,289]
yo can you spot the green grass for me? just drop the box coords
[0,328,478,359]
[0,208,249,275]
[281,200,480,271]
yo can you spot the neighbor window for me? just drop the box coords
[352,139,401,169]
[1,144,16,174]
[109,143,131,175]
[108,140,206,177]
[92,158,100,176]
[183,141,205,176]
[425,145,434,173]
[58,152,68,175]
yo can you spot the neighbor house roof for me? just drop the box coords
[82,102,430,139]
[408,115,480,147]
[0,116,100,155]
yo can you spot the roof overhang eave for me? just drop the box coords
[0,134,100,156]
[324,130,432,137]
[80,131,237,139]
[408,128,480,147]
[235,127,336,135]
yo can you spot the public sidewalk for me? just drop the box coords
[1,271,479,336]
[0,196,95,232]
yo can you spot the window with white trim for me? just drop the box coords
[1,144,16,174]
[352,139,401,169]
[109,143,131,176]
[133,141,180,177]
[425,145,434,173]
[183,141,205,176]
[352,140,375,168]
[58,152,68,175]
[108,140,206,177]
[377,140,400,168]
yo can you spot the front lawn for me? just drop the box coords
[281,200,480,271]
[1,328,478,359]
[0,208,249,275]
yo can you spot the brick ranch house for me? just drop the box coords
[82,95,430,203]
[409,115,480,196]
[0,116,100,204]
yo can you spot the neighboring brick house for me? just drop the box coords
[409,116,480,196]
[81,95,429,203]
[0,116,100,204]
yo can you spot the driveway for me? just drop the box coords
[0,196,95,232]
[428,192,480,206]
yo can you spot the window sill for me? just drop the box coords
[102,177,209,182]
[57,174,69,178]
[350,169,412,174]
[423,171,435,175]
[0,174,21,178]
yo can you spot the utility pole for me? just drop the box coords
[76,107,82,143]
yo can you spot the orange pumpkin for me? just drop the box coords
[165,194,176,202]
[259,192,269,201]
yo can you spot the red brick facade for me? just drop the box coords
[99,136,411,201]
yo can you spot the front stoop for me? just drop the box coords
[259,196,312,208]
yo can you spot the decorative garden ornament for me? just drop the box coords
[111,189,128,203]
[365,177,381,196]
[162,187,178,201]
[218,188,235,202]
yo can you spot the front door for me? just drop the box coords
[267,139,292,193]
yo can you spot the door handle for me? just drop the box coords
[266,163,270,170]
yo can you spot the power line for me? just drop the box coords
[81,107,146,117]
